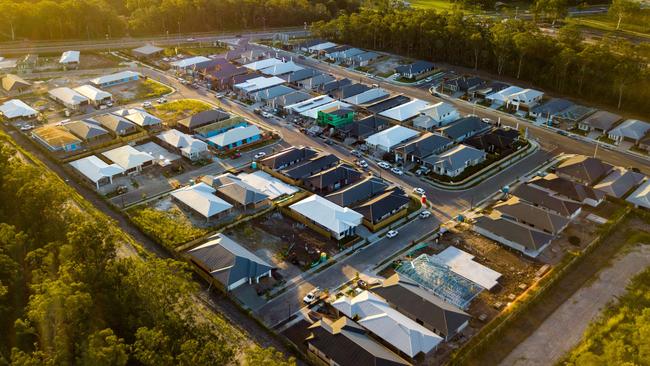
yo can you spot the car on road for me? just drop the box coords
[356,160,369,169]
[253,152,267,160]
[157,98,167,104]
[391,167,403,175]
[186,37,196,42]
[19,124,34,131]
[378,161,391,169]
[386,230,399,238]
[415,166,431,176]
[325,139,333,145]
[413,187,426,196]
[142,101,152,108]
[303,288,320,304]
[350,149,362,157]
[261,111,272,118]
[482,117,492,124]
[231,152,242,158]
[556,130,568,136]
[419,211,431,219]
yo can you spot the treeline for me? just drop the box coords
[312,8,650,117]
[0,134,294,365]
[0,0,361,41]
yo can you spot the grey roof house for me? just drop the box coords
[298,74,335,90]
[352,188,410,226]
[494,197,571,235]
[332,83,370,100]
[423,144,487,178]
[259,146,318,170]
[473,212,554,258]
[65,119,111,142]
[607,119,650,144]
[303,164,362,193]
[267,90,311,109]
[554,155,613,186]
[94,114,137,136]
[395,60,435,79]
[281,68,321,83]
[365,95,411,114]
[337,115,390,141]
[528,174,606,207]
[510,184,582,219]
[593,167,645,198]
[529,98,574,124]
[178,109,230,133]
[202,173,271,208]
[394,133,453,164]
[435,116,490,143]
[326,176,389,207]
[577,111,622,133]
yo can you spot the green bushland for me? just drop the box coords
[127,206,208,252]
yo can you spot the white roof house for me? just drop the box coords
[171,183,233,219]
[207,125,261,148]
[243,58,284,71]
[413,102,459,130]
[300,101,351,119]
[626,180,650,209]
[234,76,286,93]
[608,119,650,143]
[289,195,363,240]
[308,42,337,52]
[73,85,112,102]
[285,95,334,114]
[69,155,124,189]
[237,171,298,199]
[0,99,38,119]
[48,87,89,107]
[132,44,163,56]
[115,108,162,127]
[102,145,154,172]
[379,99,430,122]
[60,51,80,64]
[170,56,211,69]
[89,71,140,87]
[157,129,208,160]
[343,88,389,105]
[365,125,420,152]
[260,61,303,76]
[508,88,544,107]
[486,86,523,105]
[433,246,502,290]
[332,291,443,358]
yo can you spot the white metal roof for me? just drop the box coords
[207,125,261,147]
[234,76,285,93]
[285,95,334,114]
[509,88,544,103]
[243,57,283,71]
[289,195,363,235]
[343,88,389,105]
[170,56,211,68]
[115,108,162,127]
[237,171,298,199]
[486,86,523,103]
[627,180,650,209]
[60,51,80,64]
[134,141,180,167]
[332,291,442,358]
[300,100,351,119]
[308,42,337,52]
[379,99,430,122]
[0,99,38,119]
[608,119,650,140]
[102,145,154,170]
[365,125,419,151]
[433,246,502,290]
[73,85,112,101]
[69,155,124,183]
[419,101,458,121]
[90,71,140,86]
[171,183,233,218]
[49,87,89,106]
[260,61,303,76]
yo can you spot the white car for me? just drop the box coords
[303,287,320,304]
[253,152,267,160]
[356,160,369,169]
[419,210,431,219]
[482,117,492,124]
[391,167,403,176]
[142,101,152,108]
[19,124,34,131]
[157,98,167,104]
[413,187,426,196]
[378,161,391,169]
[386,230,399,238]
[261,111,272,118]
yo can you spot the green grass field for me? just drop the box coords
[409,0,455,11]
[567,14,650,37]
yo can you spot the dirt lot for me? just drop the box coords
[369,56,406,76]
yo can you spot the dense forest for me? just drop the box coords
[312,7,650,116]
[0,0,361,40]
[0,132,294,365]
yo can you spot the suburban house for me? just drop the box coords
[640,135,650,151]
[243,57,283,71]
[395,60,435,80]
[394,133,453,164]
[187,234,272,291]
[202,63,249,90]
[366,95,411,114]
[90,71,140,88]
[0,99,38,120]
[285,95,335,115]
[177,109,230,133]
[31,125,82,152]
[494,197,570,235]
[60,51,80,67]
[554,155,613,186]
[69,155,124,189]
[332,291,443,358]
[323,45,353,61]
[440,76,485,96]
[554,104,597,127]
[528,174,606,207]
[423,144,487,178]
[326,176,389,207]
[259,61,303,76]
[297,39,328,52]
[156,129,209,161]
[48,87,89,110]
[202,173,271,209]
[352,188,411,231]
[234,171,299,200]
[207,124,262,150]
[607,119,650,145]
[2,74,31,95]
[131,44,163,59]
[473,212,554,257]
[298,74,336,90]
[267,91,311,109]
[485,86,523,107]
[577,111,622,134]
[279,154,341,184]
[64,119,112,143]
[593,167,646,199]
[529,98,574,124]
[250,85,295,103]
[337,115,390,142]
[332,83,370,100]
[435,116,490,143]
[365,125,420,152]
[412,102,460,130]
[317,106,355,128]
[134,142,181,168]
[115,108,162,128]
[510,183,582,219]
[507,88,544,110]
[626,180,650,210]
[93,114,138,136]
[289,194,363,239]
[379,99,431,122]
[281,68,321,84]
[171,183,233,221]
[303,164,362,193]
[373,274,471,341]
[170,56,211,70]
[305,41,337,53]
[299,101,352,120]
[102,145,154,174]
[259,146,319,171]
[234,76,286,97]
[433,246,502,291]
[465,128,520,155]
[73,85,112,107]
[343,88,389,106]
[348,51,380,67]
[305,317,410,366]
[318,78,352,95]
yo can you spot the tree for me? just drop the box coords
[243,346,297,366]
[609,0,640,30]
[513,31,537,79]
[80,329,128,366]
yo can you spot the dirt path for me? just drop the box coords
[501,244,650,366]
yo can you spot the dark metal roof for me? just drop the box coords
[555,155,613,185]
[365,95,411,114]
[338,115,391,139]
[334,83,371,99]
[179,109,230,130]
[511,184,581,218]
[474,214,554,251]
[326,176,388,207]
[353,189,410,224]
[395,60,435,75]
[304,164,362,190]
[437,116,490,141]
[259,146,318,170]
[394,133,453,159]
[282,154,340,180]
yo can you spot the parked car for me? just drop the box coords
[231,152,242,158]
[254,152,267,160]
[19,124,34,131]
[105,101,113,107]
[481,117,492,124]
[378,161,391,169]
[142,101,152,108]
[419,211,431,219]
[303,288,320,304]
[261,111,272,118]
[413,187,426,196]
[157,98,167,104]
[556,130,568,136]
[350,149,362,157]
[386,230,399,238]
[356,160,369,169]
[391,167,403,176]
